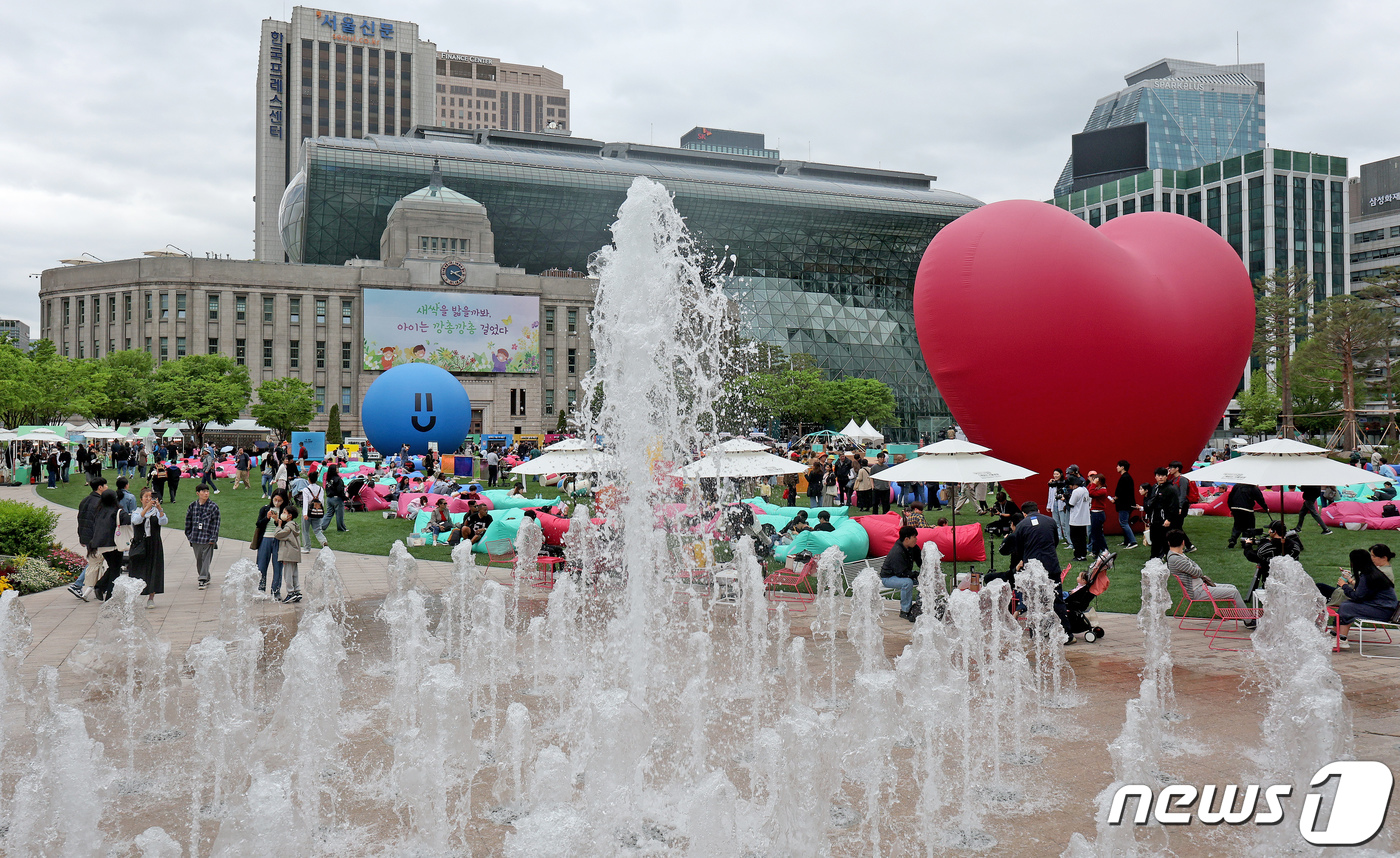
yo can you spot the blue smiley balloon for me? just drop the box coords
[361,363,472,456]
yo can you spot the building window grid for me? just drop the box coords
[236,338,247,366]
[316,340,326,368]
[342,386,352,414]
[316,298,327,325]
[160,293,168,320]
[290,297,300,325]
[544,347,554,375]
[236,295,247,321]
[176,336,186,357]
[263,296,275,323]
[290,341,300,369]
[341,341,352,370]
[208,337,218,355]
[176,293,186,320]
[263,339,273,368]
[208,295,219,321]
[1226,181,1243,260]
[342,299,353,324]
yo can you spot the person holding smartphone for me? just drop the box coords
[129,487,168,608]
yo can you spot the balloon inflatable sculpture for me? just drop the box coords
[361,363,472,456]
[913,200,1255,511]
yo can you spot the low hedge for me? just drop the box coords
[0,500,59,557]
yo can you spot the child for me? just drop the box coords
[272,503,304,603]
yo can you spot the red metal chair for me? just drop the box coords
[764,559,818,611]
[1170,570,1229,630]
[1206,606,1264,651]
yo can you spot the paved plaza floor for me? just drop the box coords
[5,482,1399,854]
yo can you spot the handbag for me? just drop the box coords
[128,527,147,559]
[114,523,133,552]
[250,523,265,551]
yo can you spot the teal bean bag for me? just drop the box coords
[772,518,869,562]
[412,508,524,553]
[480,489,556,510]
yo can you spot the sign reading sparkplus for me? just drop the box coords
[267,32,285,138]
[315,10,395,44]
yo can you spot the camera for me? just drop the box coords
[1240,528,1265,540]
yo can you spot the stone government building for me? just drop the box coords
[41,126,981,441]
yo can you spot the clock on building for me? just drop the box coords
[440,260,466,286]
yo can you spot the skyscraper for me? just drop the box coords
[1054,59,1265,198]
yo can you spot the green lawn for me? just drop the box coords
[35,474,1371,612]
[35,468,573,564]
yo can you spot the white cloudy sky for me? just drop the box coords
[2,0,1395,333]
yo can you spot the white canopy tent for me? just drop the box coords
[509,438,614,476]
[859,420,884,445]
[672,438,807,479]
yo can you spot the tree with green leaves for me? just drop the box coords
[1296,295,1391,450]
[0,340,91,428]
[823,377,897,429]
[326,404,343,445]
[1353,265,1400,409]
[150,355,251,449]
[250,377,318,444]
[83,350,153,430]
[1289,342,1342,436]
[1253,267,1312,438]
[1235,370,1282,436]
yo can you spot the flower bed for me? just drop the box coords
[0,553,81,595]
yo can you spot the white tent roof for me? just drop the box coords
[859,420,884,443]
[840,419,864,437]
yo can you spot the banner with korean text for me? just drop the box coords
[362,289,540,374]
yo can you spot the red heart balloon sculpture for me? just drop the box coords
[913,200,1255,514]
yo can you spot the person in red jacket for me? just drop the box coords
[1086,471,1111,555]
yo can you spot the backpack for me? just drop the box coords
[1384,503,1398,518]
[307,486,325,519]
[1186,479,1201,504]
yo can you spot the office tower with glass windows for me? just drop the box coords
[1348,156,1400,288]
[1054,59,1266,199]
[1055,147,1349,302]
[256,9,437,263]
[434,53,569,134]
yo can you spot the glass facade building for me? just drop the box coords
[279,129,983,437]
[1055,59,1266,198]
[1055,147,1349,303]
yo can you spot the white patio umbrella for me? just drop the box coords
[877,439,1037,573]
[510,439,614,476]
[1183,438,1389,514]
[21,428,68,445]
[672,438,807,479]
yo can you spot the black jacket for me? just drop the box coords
[880,540,921,581]
[1144,483,1180,527]
[1226,483,1266,512]
[77,491,103,547]
[1114,473,1135,509]
[1243,532,1303,569]
[1011,513,1061,581]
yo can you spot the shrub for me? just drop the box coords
[45,547,86,578]
[0,500,59,557]
[8,556,76,595]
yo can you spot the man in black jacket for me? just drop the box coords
[1166,461,1196,552]
[1113,460,1138,549]
[68,477,108,601]
[1295,485,1332,535]
[879,525,921,621]
[1226,482,1267,548]
[1243,519,1303,593]
[1143,467,1180,560]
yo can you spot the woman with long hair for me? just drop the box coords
[129,486,168,608]
[1331,548,1398,650]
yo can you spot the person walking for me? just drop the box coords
[870,452,892,515]
[135,443,149,479]
[68,477,108,601]
[781,469,800,508]
[260,449,275,497]
[44,446,59,489]
[853,458,874,512]
[201,446,220,493]
[272,503,304,603]
[150,459,167,503]
[233,448,252,490]
[58,445,71,483]
[1295,485,1333,535]
[300,471,328,551]
[91,490,129,602]
[253,490,289,599]
[185,484,221,590]
[805,458,826,509]
[486,447,501,487]
[1226,481,1267,549]
[129,487,167,609]
[165,458,182,502]
[324,464,349,532]
[1112,460,1138,549]
[834,454,853,507]
[74,442,89,480]
[113,440,129,480]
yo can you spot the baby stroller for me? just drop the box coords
[345,477,368,512]
[1064,550,1115,643]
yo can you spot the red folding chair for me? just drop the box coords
[1170,571,1229,630]
[764,559,818,611]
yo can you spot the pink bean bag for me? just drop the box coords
[857,512,987,562]
[358,485,390,511]
[1191,493,1230,515]
[397,492,453,519]
[1322,500,1400,530]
